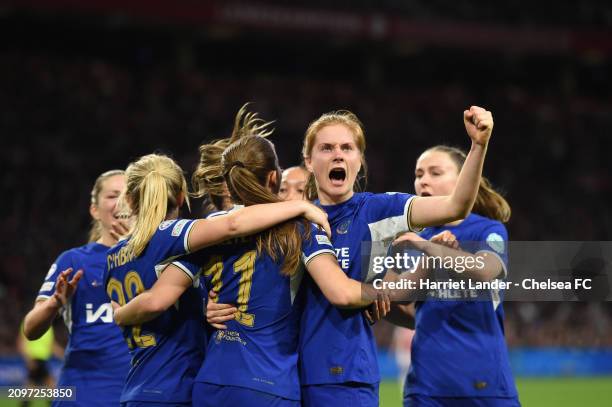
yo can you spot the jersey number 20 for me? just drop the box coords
[107,271,157,349]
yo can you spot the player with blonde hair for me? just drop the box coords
[23,169,131,407]
[113,106,388,406]
[106,152,330,406]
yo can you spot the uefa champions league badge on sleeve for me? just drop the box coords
[316,234,333,247]
[172,219,190,236]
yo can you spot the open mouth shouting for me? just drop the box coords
[329,167,347,187]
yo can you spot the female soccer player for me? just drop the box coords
[105,153,330,407]
[389,145,520,407]
[113,117,389,407]
[192,103,273,214]
[23,169,131,407]
[278,165,309,201]
[298,106,494,406]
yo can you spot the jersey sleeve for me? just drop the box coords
[37,250,73,301]
[301,223,336,266]
[151,218,199,257]
[475,222,509,279]
[168,250,209,285]
[206,210,228,219]
[366,193,420,242]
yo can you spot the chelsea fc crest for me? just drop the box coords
[336,219,351,234]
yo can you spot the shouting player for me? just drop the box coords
[298,107,494,406]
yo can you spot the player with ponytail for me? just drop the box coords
[24,169,131,407]
[388,144,519,407]
[106,151,330,406]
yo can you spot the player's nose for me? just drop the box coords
[332,147,345,160]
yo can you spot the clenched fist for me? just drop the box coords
[464,106,493,146]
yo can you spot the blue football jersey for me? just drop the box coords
[175,222,335,401]
[37,242,130,406]
[104,218,206,404]
[406,213,518,398]
[300,192,417,385]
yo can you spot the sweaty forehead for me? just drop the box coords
[315,124,356,145]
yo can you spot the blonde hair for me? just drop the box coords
[302,110,367,201]
[88,169,125,242]
[123,154,190,256]
[192,103,274,210]
[426,145,511,223]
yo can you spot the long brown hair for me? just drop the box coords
[192,103,274,210]
[221,134,308,276]
[88,169,125,242]
[427,145,511,223]
[302,110,368,201]
[123,154,190,256]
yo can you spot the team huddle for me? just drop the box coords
[23,105,520,407]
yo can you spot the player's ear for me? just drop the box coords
[176,191,185,208]
[89,203,99,221]
[304,156,313,172]
[266,170,279,193]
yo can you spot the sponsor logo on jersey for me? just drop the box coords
[486,233,505,254]
[45,264,57,280]
[172,219,190,237]
[159,220,176,230]
[85,303,113,323]
[215,330,247,346]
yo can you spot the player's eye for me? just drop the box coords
[341,144,354,152]
[320,144,332,152]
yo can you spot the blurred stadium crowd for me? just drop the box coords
[268,0,612,27]
[1,3,612,353]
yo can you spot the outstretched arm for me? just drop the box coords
[188,200,330,252]
[410,106,493,229]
